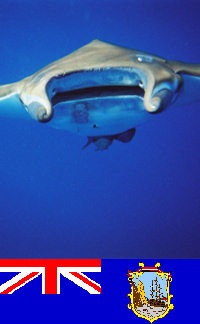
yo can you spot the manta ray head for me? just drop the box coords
[0,40,199,151]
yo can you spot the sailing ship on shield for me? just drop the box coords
[127,263,174,323]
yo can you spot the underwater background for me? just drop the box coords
[0,0,199,258]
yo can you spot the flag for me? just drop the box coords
[0,259,101,294]
[0,259,199,324]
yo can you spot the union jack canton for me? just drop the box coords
[0,259,101,294]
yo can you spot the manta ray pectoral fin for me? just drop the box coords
[0,81,29,119]
[168,61,200,77]
[166,60,200,108]
[0,75,53,122]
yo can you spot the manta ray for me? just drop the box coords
[0,40,199,150]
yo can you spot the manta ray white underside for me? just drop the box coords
[0,40,199,150]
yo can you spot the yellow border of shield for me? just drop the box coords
[127,263,174,323]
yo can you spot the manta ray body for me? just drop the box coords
[0,40,199,150]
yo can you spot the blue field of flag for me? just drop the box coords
[0,259,198,323]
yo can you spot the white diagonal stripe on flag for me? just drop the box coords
[61,270,101,294]
[0,272,41,294]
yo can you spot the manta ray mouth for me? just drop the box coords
[46,68,145,107]
[51,85,144,106]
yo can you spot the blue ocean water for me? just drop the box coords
[0,0,199,258]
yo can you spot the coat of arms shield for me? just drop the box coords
[127,263,173,323]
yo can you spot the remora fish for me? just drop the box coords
[0,40,199,150]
